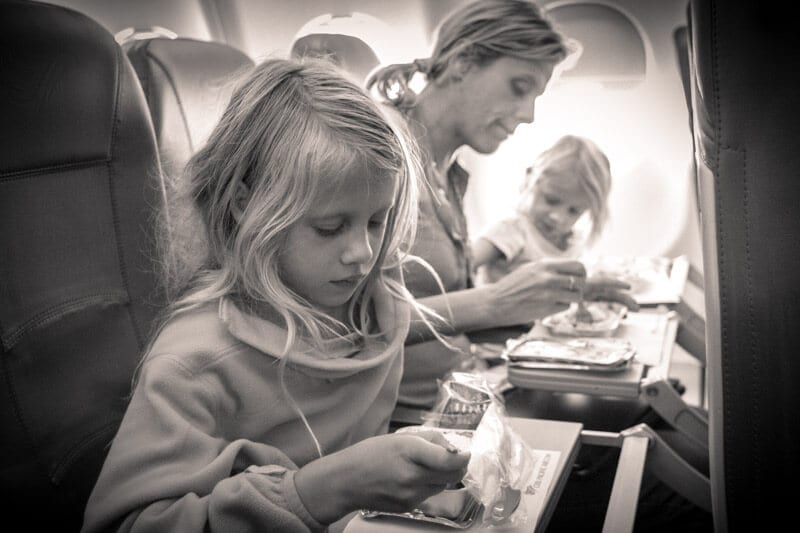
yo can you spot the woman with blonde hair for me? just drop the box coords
[368,0,634,412]
[81,57,469,533]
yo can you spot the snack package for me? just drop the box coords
[362,374,539,528]
[424,373,540,527]
[421,372,503,429]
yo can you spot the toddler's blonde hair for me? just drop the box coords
[521,135,612,244]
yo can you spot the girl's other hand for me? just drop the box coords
[294,433,470,524]
[487,259,587,327]
[583,276,640,311]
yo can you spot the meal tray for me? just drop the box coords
[503,337,636,372]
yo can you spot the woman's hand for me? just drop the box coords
[583,276,640,311]
[485,259,587,327]
[294,432,470,524]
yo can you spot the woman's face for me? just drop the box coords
[448,56,554,154]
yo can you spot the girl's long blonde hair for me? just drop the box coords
[367,0,568,109]
[159,57,423,347]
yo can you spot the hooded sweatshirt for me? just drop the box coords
[81,284,409,533]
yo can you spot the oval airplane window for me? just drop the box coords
[548,1,647,88]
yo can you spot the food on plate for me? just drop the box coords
[542,301,627,337]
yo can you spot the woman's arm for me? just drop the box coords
[407,259,588,344]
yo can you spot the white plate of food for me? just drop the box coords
[541,302,628,337]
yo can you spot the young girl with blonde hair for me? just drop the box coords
[81,57,468,533]
[473,134,614,283]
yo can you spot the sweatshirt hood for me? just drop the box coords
[220,285,409,379]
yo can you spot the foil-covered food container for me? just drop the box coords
[504,336,636,371]
[359,489,484,529]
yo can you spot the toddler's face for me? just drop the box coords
[278,168,396,322]
[528,173,590,244]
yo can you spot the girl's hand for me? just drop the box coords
[583,276,640,311]
[294,432,470,524]
[486,259,587,327]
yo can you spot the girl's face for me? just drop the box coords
[529,173,590,245]
[278,168,396,322]
[448,56,553,154]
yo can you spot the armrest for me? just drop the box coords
[580,423,711,533]
[580,429,647,533]
[603,432,649,533]
[640,376,708,450]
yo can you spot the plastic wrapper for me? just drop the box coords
[380,373,540,528]
[421,371,503,429]
[461,401,538,527]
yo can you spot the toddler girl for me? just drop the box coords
[81,58,468,533]
[473,135,612,284]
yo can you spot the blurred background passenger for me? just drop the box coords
[290,14,381,85]
[473,134,613,284]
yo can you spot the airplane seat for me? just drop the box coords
[0,1,166,529]
[123,38,254,288]
[124,37,254,184]
[688,0,800,530]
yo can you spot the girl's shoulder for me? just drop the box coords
[147,301,240,365]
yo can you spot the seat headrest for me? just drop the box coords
[125,37,254,178]
[0,2,164,526]
[0,0,163,346]
[1,1,147,174]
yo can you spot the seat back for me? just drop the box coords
[688,0,800,530]
[0,1,165,529]
[124,37,254,182]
